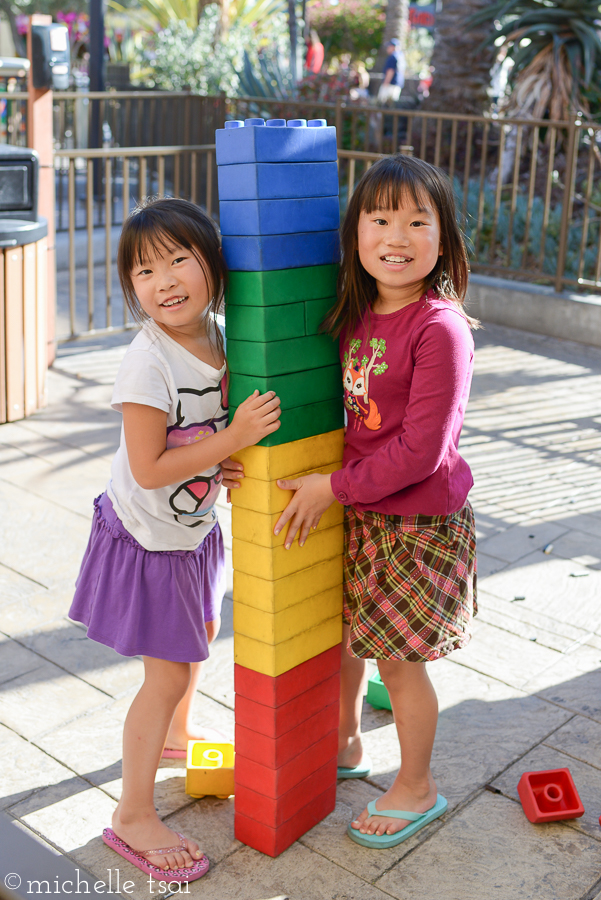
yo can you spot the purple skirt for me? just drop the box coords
[69,493,225,662]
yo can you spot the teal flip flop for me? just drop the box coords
[347,794,448,848]
[337,755,372,779]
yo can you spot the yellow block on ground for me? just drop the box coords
[234,615,342,676]
[233,525,342,581]
[234,557,343,613]
[230,463,341,515]
[231,429,344,482]
[231,502,343,549]
[233,585,342,644]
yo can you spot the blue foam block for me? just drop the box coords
[222,230,340,271]
[219,197,340,236]
[217,162,339,201]
[216,119,337,165]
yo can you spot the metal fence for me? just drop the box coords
[43,92,601,339]
[55,144,216,339]
[52,91,226,152]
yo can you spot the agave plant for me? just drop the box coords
[470,0,601,120]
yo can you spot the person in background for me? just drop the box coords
[378,37,406,105]
[305,29,325,75]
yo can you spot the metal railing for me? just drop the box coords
[47,93,601,340]
[55,144,216,339]
[0,90,28,145]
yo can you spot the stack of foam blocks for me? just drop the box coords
[216,116,345,856]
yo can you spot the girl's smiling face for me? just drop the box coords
[357,195,443,311]
[131,241,212,334]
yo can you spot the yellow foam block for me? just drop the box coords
[230,463,341,515]
[233,525,342,581]
[234,615,342,676]
[231,429,344,482]
[185,741,235,798]
[234,558,342,613]
[233,585,342,644]
[231,502,343,549]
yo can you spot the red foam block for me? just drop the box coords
[236,672,339,738]
[235,729,338,799]
[236,757,336,827]
[517,768,584,823]
[236,700,338,769]
[235,783,336,856]
[234,644,341,708]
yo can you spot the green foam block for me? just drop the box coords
[227,334,339,377]
[366,671,392,711]
[305,296,336,335]
[229,364,342,411]
[226,264,339,307]
[226,302,306,343]
[229,397,344,447]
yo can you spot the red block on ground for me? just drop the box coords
[234,644,341,708]
[235,672,339,738]
[235,729,338,798]
[236,758,336,827]
[234,784,336,856]
[236,700,339,768]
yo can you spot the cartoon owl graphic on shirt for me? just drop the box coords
[166,375,229,526]
[343,337,388,431]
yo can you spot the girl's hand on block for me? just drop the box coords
[274,473,335,549]
[220,456,244,503]
[230,390,281,446]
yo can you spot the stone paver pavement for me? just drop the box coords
[1,322,601,900]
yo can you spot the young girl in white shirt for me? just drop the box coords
[70,197,280,881]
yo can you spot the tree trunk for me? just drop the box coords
[424,0,497,116]
[374,0,409,73]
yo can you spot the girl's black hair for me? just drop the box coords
[117,197,227,353]
[323,154,478,338]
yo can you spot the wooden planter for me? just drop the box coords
[0,237,48,424]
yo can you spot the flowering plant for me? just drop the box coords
[308,0,385,64]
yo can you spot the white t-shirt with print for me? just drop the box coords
[107,320,228,552]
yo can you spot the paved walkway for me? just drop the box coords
[1,323,601,900]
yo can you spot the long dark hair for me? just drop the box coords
[117,197,227,353]
[323,154,477,338]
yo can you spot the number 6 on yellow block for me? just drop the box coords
[185,741,235,799]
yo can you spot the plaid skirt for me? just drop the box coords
[343,504,477,662]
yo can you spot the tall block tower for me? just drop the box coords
[216,117,344,856]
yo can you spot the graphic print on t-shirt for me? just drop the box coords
[343,337,388,431]
[166,377,229,526]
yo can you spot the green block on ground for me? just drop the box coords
[226,264,339,307]
[227,334,339,377]
[229,398,344,447]
[305,296,336,335]
[229,364,342,411]
[366,671,392,711]
[226,302,306,343]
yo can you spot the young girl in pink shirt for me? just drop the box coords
[272,154,478,848]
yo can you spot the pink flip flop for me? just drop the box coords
[102,828,209,882]
[161,748,187,759]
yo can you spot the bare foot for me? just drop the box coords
[165,725,228,753]
[337,734,364,769]
[350,775,437,836]
[112,810,204,871]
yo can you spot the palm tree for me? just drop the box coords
[470,0,601,121]
[423,0,497,115]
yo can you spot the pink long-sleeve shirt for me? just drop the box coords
[330,292,474,515]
